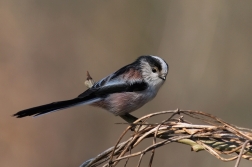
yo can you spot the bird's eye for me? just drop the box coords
[152,68,157,73]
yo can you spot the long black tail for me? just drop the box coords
[13,98,84,118]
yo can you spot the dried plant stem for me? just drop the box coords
[79,72,252,167]
[234,140,250,167]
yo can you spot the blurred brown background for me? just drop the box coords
[1,1,252,167]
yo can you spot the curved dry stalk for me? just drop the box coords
[80,72,252,167]
[234,140,250,167]
[79,110,252,167]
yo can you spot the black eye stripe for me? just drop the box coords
[111,56,165,81]
[137,56,162,71]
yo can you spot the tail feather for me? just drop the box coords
[13,98,85,118]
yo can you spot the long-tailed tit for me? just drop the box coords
[13,55,168,118]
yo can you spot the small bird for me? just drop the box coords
[13,55,168,118]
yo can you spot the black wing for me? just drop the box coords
[14,81,148,118]
[14,60,146,118]
[78,81,148,98]
[78,61,141,98]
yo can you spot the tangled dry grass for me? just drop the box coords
[80,109,252,167]
[81,72,252,167]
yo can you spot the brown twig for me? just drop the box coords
[234,140,250,167]
[79,72,252,167]
[79,110,252,167]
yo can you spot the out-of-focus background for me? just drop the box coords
[1,1,252,167]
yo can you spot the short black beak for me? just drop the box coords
[159,76,166,80]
